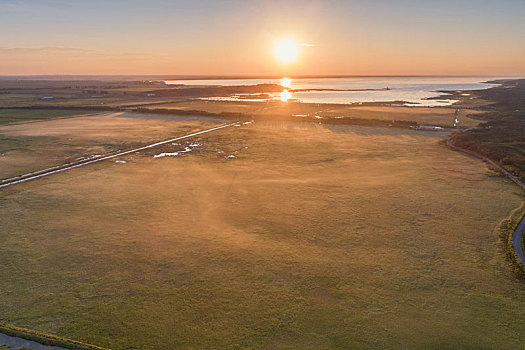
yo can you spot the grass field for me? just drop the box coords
[0,120,523,349]
[0,79,184,109]
[0,109,99,126]
[0,111,224,180]
[450,79,525,183]
[144,100,483,127]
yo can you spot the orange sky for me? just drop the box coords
[1,0,524,76]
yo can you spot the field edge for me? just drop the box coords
[0,323,107,350]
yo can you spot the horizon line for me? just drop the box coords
[0,74,523,81]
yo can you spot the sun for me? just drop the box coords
[274,38,299,64]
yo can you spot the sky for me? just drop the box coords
[1,0,524,76]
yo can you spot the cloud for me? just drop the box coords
[0,47,150,58]
[0,47,96,54]
[301,43,316,47]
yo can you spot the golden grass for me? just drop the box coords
[0,112,223,179]
[0,121,523,349]
[145,101,482,127]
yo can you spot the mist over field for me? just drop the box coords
[1,1,524,349]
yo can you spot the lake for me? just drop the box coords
[165,76,506,106]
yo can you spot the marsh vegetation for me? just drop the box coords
[1,120,523,349]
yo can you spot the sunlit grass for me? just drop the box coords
[0,122,523,349]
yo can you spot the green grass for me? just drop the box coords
[1,123,524,349]
[0,79,186,109]
[452,120,525,183]
[0,323,106,350]
[451,79,525,183]
[497,203,525,273]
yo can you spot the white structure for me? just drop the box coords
[411,124,445,131]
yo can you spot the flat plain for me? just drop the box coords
[0,117,524,349]
[0,111,223,179]
[144,100,484,127]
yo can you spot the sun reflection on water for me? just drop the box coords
[280,77,291,88]
[280,89,291,102]
[280,78,292,102]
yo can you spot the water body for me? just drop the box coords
[165,76,508,106]
[0,333,67,350]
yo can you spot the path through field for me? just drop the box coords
[0,121,242,189]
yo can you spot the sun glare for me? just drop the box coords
[280,77,291,88]
[280,89,291,102]
[274,39,298,64]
